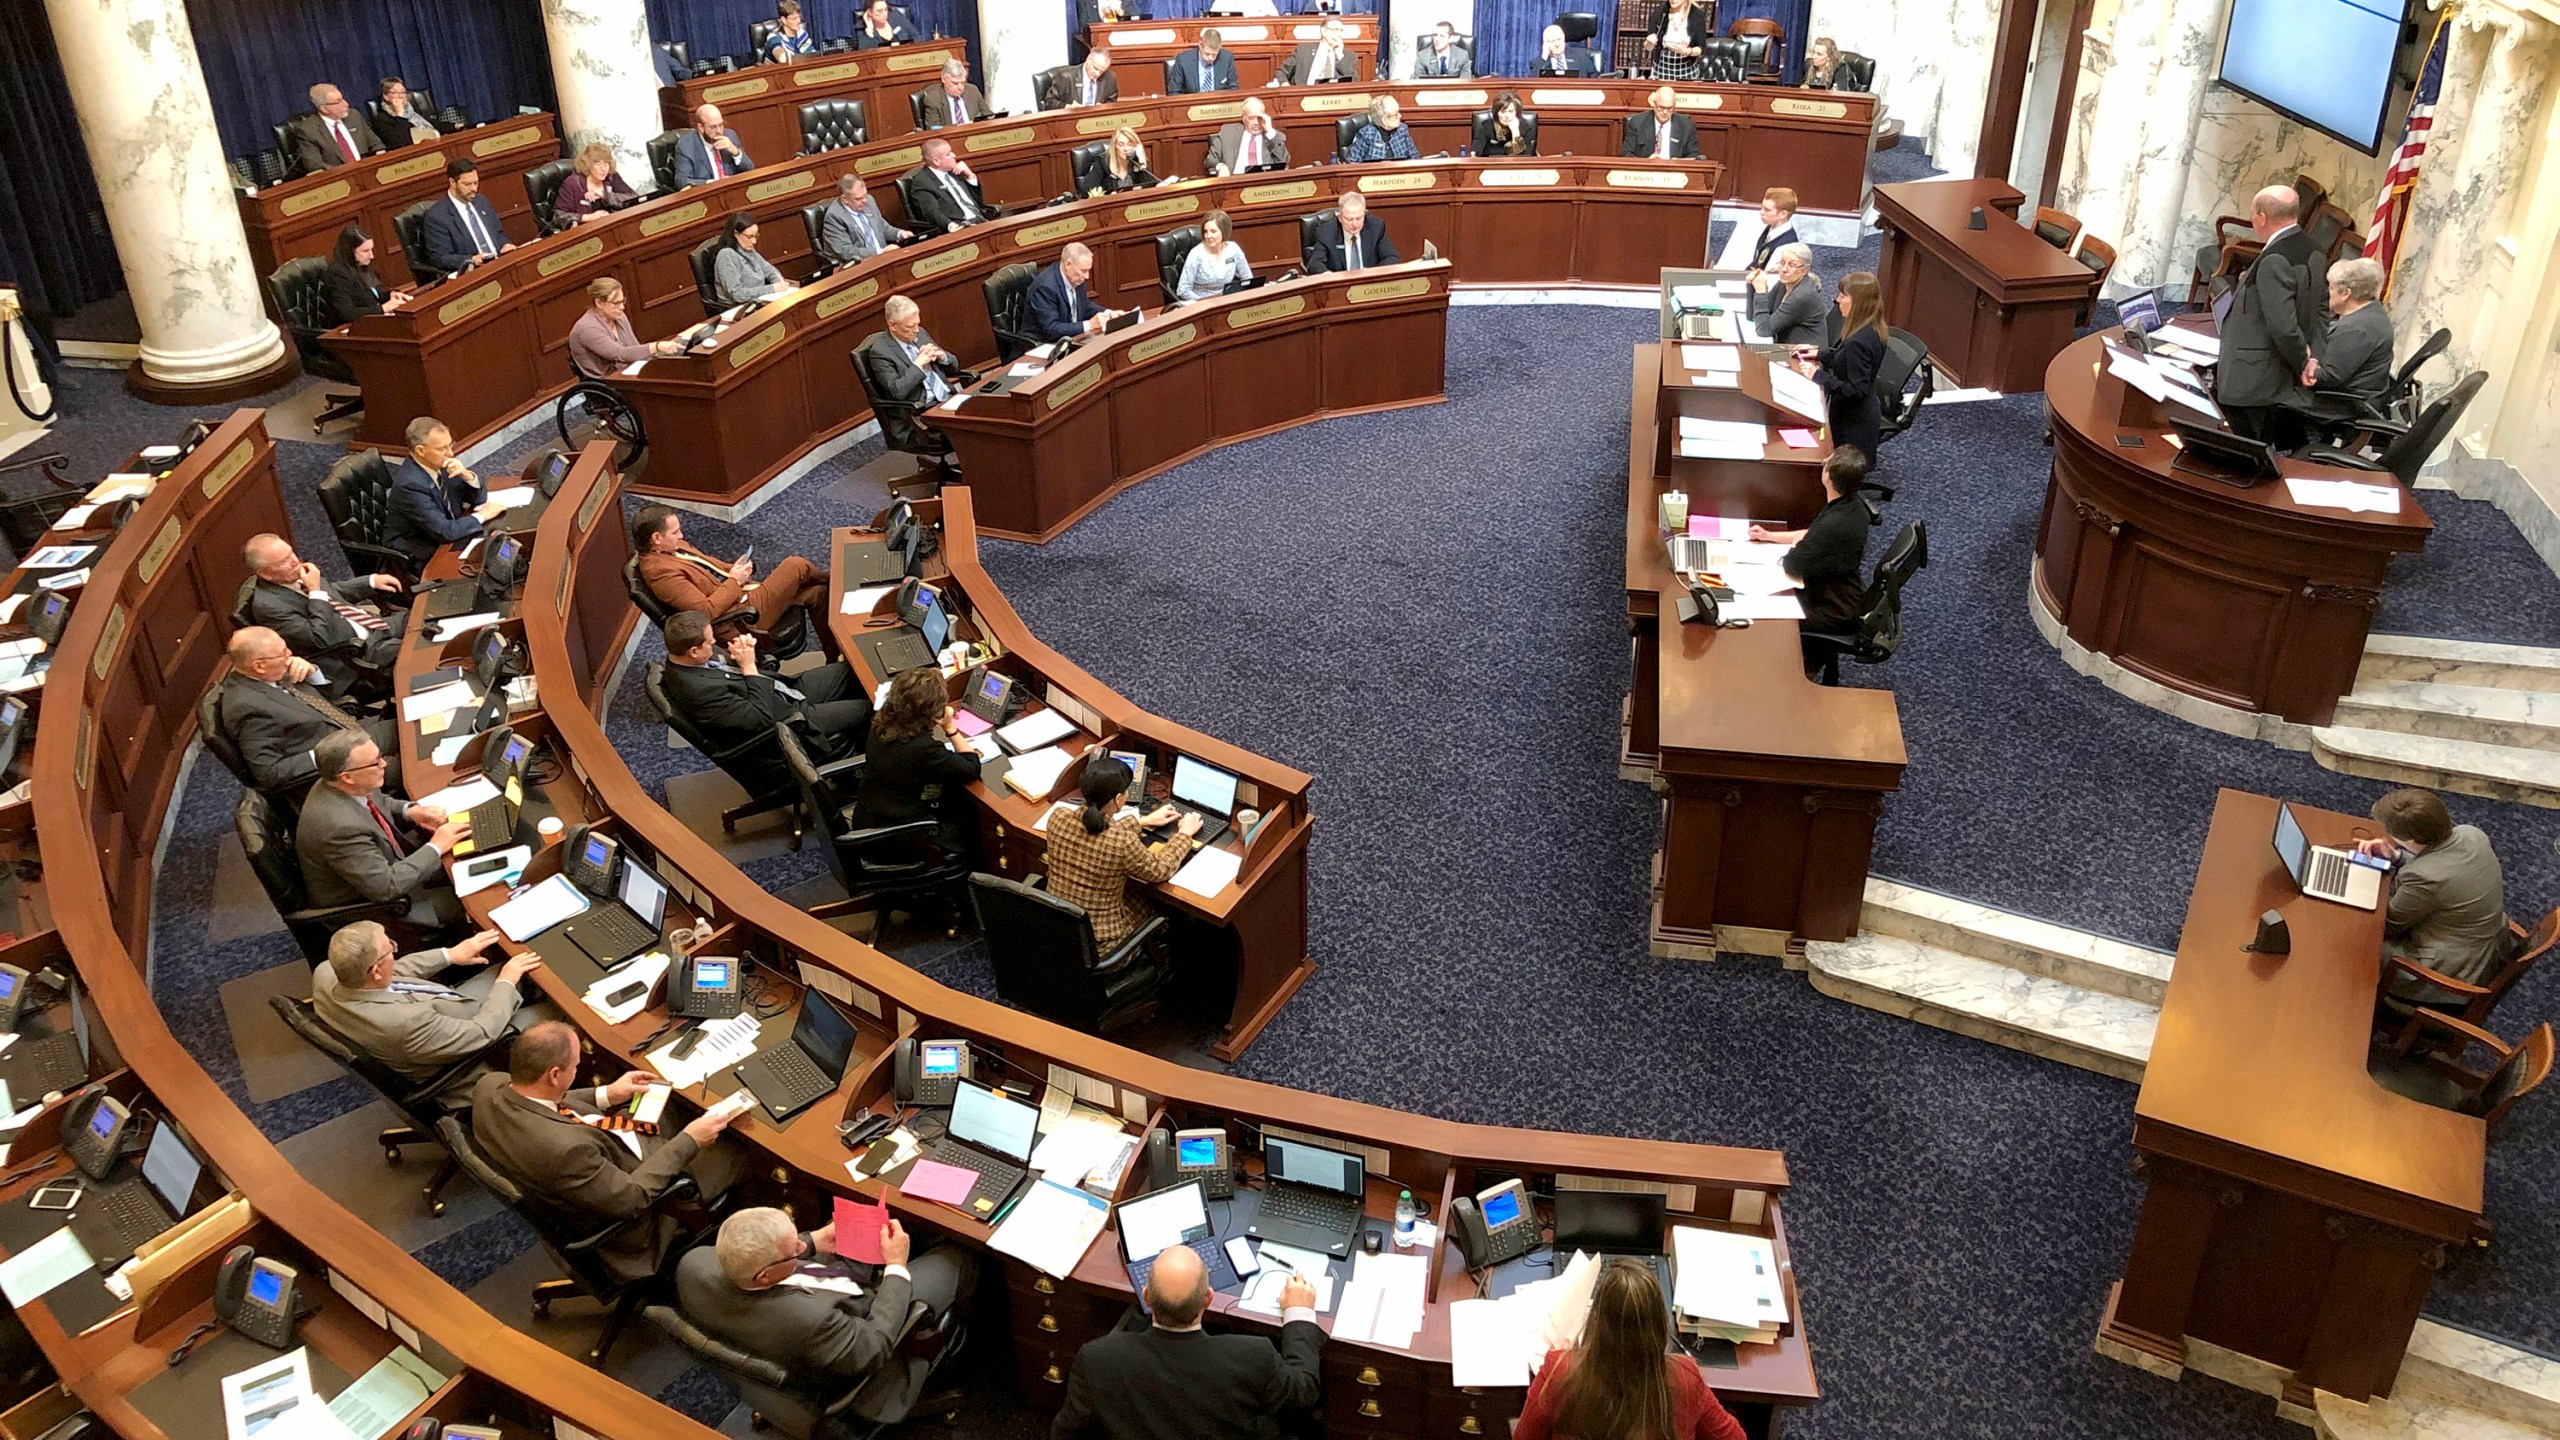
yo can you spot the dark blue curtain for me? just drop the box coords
[0,3,123,327]
[185,0,556,162]
[649,0,984,83]
[1473,0,1618,80]
[1060,0,1382,62]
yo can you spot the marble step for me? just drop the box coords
[2331,680,2560,750]
[2315,1391,2550,1440]
[1802,932,2156,1082]
[1859,878,2173,1005]
[2359,634,2560,695]
[2311,726,2560,810]
[2394,1321,2560,1434]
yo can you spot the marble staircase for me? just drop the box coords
[2314,1321,2560,1440]
[2311,635,2560,810]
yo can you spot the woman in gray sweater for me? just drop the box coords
[1747,243,1828,347]
[713,213,794,307]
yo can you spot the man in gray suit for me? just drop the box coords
[2212,184,2329,451]
[675,1207,975,1424]
[1205,98,1290,176]
[216,627,401,792]
[282,83,385,176]
[816,174,913,267]
[295,730,469,928]
[471,1023,746,1282]
[312,920,541,1102]
[2358,788,2512,1006]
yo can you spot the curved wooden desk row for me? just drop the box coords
[240,115,564,289]
[12,411,722,1440]
[2034,329,2430,727]
[1090,13,1378,93]
[658,39,971,160]
[325,74,1869,455]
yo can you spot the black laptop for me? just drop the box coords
[1141,755,1240,850]
[915,1080,1040,1218]
[1117,1179,1242,1297]
[1553,1188,1676,1302]
[1243,1135,1366,1259]
[854,580,950,677]
[69,1116,206,1265]
[843,501,925,586]
[734,990,861,1124]
[560,856,672,969]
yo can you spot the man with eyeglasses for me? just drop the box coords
[295,729,472,931]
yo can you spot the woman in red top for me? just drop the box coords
[1514,1260,1747,1440]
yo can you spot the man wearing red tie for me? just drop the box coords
[295,730,473,934]
[674,103,756,187]
[1207,98,1291,176]
[284,83,384,176]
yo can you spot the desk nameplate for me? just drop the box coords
[965,127,1039,153]
[1606,169,1693,189]
[1015,216,1090,246]
[373,153,446,186]
[200,440,256,499]
[726,324,788,369]
[1126,322,1196,363]
[816,279,882,318]
[1076,112,1150,135]
[575,474,613,535]
[1108,25,1184,42]
[1239,179,1318,205]
[749,172,817,202]
[91,604,127,682]
[1674,93,1728,111]
[278,181,352,217]
[471,124,547,157]
[137,518,183,585]
[792,60,867,88]
[1044,362,1104,409]
[856,146,925,177]
[438,281,504,325]
[1478,169,1561,187]
[881,48,950,72]
[909,242,981,278]
[1297,92,1373,114]
[1185,101,1246,122]
[1528,88,1607,106]
[1346,277,1430,304]
[1357,172,1437,194]
[1227,294,1307,328]
[641,200,710,237]
[1123,194,1200,222]
[704,77,774,103]
[538,237,606,276]
[1768,98,1849,119]
[1409,90,1488,107]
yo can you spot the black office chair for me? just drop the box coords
[1296,210,1338,272]
[429,101,469,133]
[658,40,699,78]
[236,790,406,963]
[391,198,449,287]
[316,448,416,583]
[969,872,1173,1035]
[2379,327,2453,425]
[1832,51,1878,91]
[1728,17,1785,79]
[435,1116,700,1365]
[643,1285,951,1439]
[197,685,321,817]
[1556,12,1601,48]
[1698,38,1749,84]
[1470,109,1539,156]
[801,202,846,273]
[2299,370,2487,487]
[1154,226,1201,304]
[647,130,685,194]
[689,236,729,315]
[750,18,782,59]
[524,158,578,235]
[1873,330,1936,449]
[646,661,835,847]
[907,89,933,131]
[798,99,870,155]
[892,171,930,232]
[1802,521,1926,686]
[248,147,293,189]
[1329,116,1366,162]
[982,262,1041,362]
[269,996,497,1217]
[852,342,959,487]
[1065,140,1108,198]
[264,257,366,435]
[273,119,305,177]
[1034,64,1078,113]
[778,729,973,939]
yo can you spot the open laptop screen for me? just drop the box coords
[2272,802,2313,886]
[791,991,859,1079]
[1171,756,1238,818]
[1553,1188,1667,1253]
[1265,1136,1362,1197]
[950,1081,1038,1163]
[1117,1181,1213,1263]
[141,1120,204,1218]
[617,860,670,928]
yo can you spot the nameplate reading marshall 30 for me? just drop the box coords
[1044,363,1104,409]
[1077,113,1147,135]
[438,281,504,325]
[1125,194,1200,222]
[910,242,982,278]
[200,440,256,498]
[472,125,545,156]
[1015,216,1089,246]
[1358,172,1437,194]
[966,127,1038,153]
[749,172,816,202]
[1186,101,1245,122]
[91,604,127,682]
[794,60,866,87]
[1240,179,1317,205]
[279,181,352,217]
[1769,98,1849,119]
[727,325,788,369]
[642,200,709,236]
[859,147,924,176]
[539,237,605,275]
[137,518,183,585]
[704,77,773,103]
[1229,294,1307,328]
[1127,323,1197,363]
[1300,92,1373,114]
[1347,277,1430,304]
[817,280,882,318]
[373,153,446,185]
[1606,170,1693,189]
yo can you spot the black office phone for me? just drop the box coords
[0,962,28,1032]
[1147,1125,1235,1199]
[214,1245,301,1348]
[891,1037,970,1105]
[958,665,1020,725]
[670,954,745,1019]
[1451,1178,1540,1268]
[62,1087,130,1180]
[561,824,619,895]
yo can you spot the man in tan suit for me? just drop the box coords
[312,921,543,1103]
[631,504,830,635]
[470,1023,748,1282]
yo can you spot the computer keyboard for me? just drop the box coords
[1144,811,1229,850]
[1258,1184,1361,1234]
[870,629,934,675]
[461,800,517,849]
[573,906,660,962]
[3,1033,88,1095]
[1130,1236,1237,1293]
[754,1044,836,1113]
[83,1177,167,1257]
[923,1138,1025,1205]
[2311,848,2350,895]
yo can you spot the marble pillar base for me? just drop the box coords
[127,332,296,404]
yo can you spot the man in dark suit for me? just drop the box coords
[917,60,991,129]
[1273,19,1358,85]
[295,730,469,927]
[1026,244,1109,343]
[1415,22,1473,79]
[1205,98,1289,175]
[856,297,968,458]
[1534,24,1602,76]
[674,103,755,188]
[386,417,505,570]
[2213,184,2330,450]
[470,1023,745,1284]
[1168,30,1238,94]
[816,174,913,266]
[901,138,991,231]
[1621,85,1699,159]
[216,626,401,792]
[659,610,871,761]
[676,1207,976,1427]
[1303,191,1399,272]
[283,83,384,176]
[241,532,406,684]
[1053,1245,1322,1440]
[419,159,514,277]
[1041,49,1119,109]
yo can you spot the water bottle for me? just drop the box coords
[1393,1189,1417,1249]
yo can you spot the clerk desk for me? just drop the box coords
[1870,177,2102,394]
[239,114,562,290]
[1087,14,1377,93]
[659,38,969,159]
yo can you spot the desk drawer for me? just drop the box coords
[1012,1339,1076,1409]
[1425,1383,1523,1436]
[1325,1357,1425,1434]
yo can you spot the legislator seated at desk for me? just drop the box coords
[297,731,469,929]
[917,61,992,129]
[1344,96,1419,164]
[2358,787,2515,1008]
[320,226,410,325]
[1747,448,1874,672]
[2296,256,2396,437]
[854,0,920,47]
[1517,1261,1747,1440]
[1302,191,1398,273]
[765,0,820,62]
[1040,49,1122,110]
[1747,245,1827,347]
[1028,245,1113,342]
[857,298,968,456]
[1621,85,1701,160]
[1205,98,1289,175]
[2213,184,2331,451]
[387,417,504,570]
[1167,31,1240,93]
[1535,24,1605,76]
[283,83,385,175]
[660,611,872,763]
[1793,273,1886,462]
[570,279,686,375]
[712,214,798,307]
[1477,92,1536,156]
[1077,128,1158,196]
[556,144,644,225]
[1173,210,1252,302]
[815,174,913,267]
[675,104,756,188]
[370,76,443,148]
[243,531,408,679]
[1048,754,1199,951]
[853,669,983,858]
[636,504,830,632]
[216,627,401,791]
[419,159,515,278]
[903,139,993,232]
[312,920,538,1104]
[1272,21,1359,86]
[1416,21,1475,79]
[1053,1244,1322,1440]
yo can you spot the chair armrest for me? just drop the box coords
[819,1301,932,1418]
[2295,446,2386,472]
[1095,913,1169,975]
[285,897,407,930]
[564,1173,702,1255]
[2408,1008,2513,1073]
[815,753,867,780]
[2384,953,2494,1000]
[400,1029,516,1112]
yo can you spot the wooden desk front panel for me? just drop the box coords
[1091,15,1379,95]
[241,117,561,289]
[660,41,968,158]
[1870,177,2099,394]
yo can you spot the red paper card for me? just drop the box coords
[833,1194,890,1264]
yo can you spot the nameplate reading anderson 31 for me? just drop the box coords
[816,280,881,318]
[704,77,773,103]
[793,60,866,87]
[1239,179,1317,205]
[471,124,546,156]
[199,440,256,498]
[641,200,709,236]
[438,281,504,325]
[1228,294,1307,328]
[749,172,816,202]
[372,153,447,185]
[1015,216,1089,246]
[538,237,605,275]
[909,242,981,278]
[278,180,352,217]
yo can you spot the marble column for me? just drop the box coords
[542,0,665,181]
[980,0,1065,118]
[1807,0,2003,174]
[2051,0,2220,294]
[1388,0,1470,81]
[42,0,289,400]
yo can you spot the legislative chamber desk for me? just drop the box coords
[2101,788,2484,1410]
[1625,343,1904,953]
[2036,328,2430,726]
[657,38,968,159]
[1871,177,2101,394]
[239,115,562,289]
[323,76,1872,458]
[1088,13,1378,92]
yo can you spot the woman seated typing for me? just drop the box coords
[1749,447,1874,676]
[319,225,409,324]
[1174,209,1251,302]
[555,143,641,224]
[1746,243,1826,346]
[1044,754,1197,952]
[851,668,983,860]
[713,213,795,307]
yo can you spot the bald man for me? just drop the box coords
[1053,1245,1322,1439]
[2214,183,2331,450]
[284,83,384,176]
[674,103,754,187]
[213,626,402,793]
[240,532,407,682]
[1027,243,1110,342]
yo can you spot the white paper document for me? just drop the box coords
[840,583,897,616]
[1677,437,1769,461]
[996,707,1078,752]
[585,953,670,1024]
[20,545,93,570]
[646,1013,763,1088]
[1002,745,1076,800]
[411,776,498,815]
[987,1178,1110,1278]
[0,1226,95,1307]
[490,873,591,941]
[1238,1267,1336,1316]
[1450,1297,1542,1387]
[1765,364,1828,424]
[2285,477,2403,514]
[325,1348,444,1440]
[51,505,98,531]
[1676,417,1768,443]
[1671,1225,1789,1332]
[487,486,537,511]
[1688,372,1741,389]
[1678,344,1742,373]
[1722,594,1805,621]
[88,474,155,503]
[399,681,478,721]
[427,612,502,644]
[1170,844,1243,897]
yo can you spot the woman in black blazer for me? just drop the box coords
[319,225,408,325]
[1794,270,1887,462]
[850,667,983,859]
[1081,127,1157,195]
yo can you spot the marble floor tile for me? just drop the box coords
[2403,1320,2560,1431]
[2357,633,2560,694]
[1803,931,2157,1080]
[1862,877,2173,1003]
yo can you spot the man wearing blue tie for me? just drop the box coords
[1027,243,1109,342]
[312,920,546,1102]
[419,159,514,277]
[1168,29,1238,94]
[816,173,913,267]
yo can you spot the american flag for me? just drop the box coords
[2365,11,2451,298]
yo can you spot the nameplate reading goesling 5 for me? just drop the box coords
[472,124,545,156]
[1605,169,1692,189]
[909,242,981,278]
[726,324,787,369]
[1357,171,1436,193]
[858,147,923,176]
[1673,92,1726,111]
[1298,91,1372,114]
[1346,277,1429,303]
[1478,169,1560,187]
[372,153,446,185]
[816,279,881,318]
[1077,112,1147,135]
[1768,98,1847,119]
[537,236,604,275]
[1186,101,1244,122]
[1127,323,1196,363]
[199,439,256,498]
[137,517,183,584]
[704,77,772,103]
[1239,179,1317,205]
[278,180,352,217]
[1124,194,1199,222]
[1044,363,1103,409]
[438,281,503,324]
[91,604,128,682]
[965,127,1038,153]
[793,60,866,87]
[1015,216,1089,246]
[642,200,710,236]
[749,172,816,202]
[1227,294,1306,328]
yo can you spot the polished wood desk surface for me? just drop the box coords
[659,38,969,156]
[1871,177,2098,296]
[1871,176,2102,394]
[239,115,562,289]
[2139,789,2484,1223]
[1089,14,1377,93]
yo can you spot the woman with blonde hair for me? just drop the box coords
[1084,126,1158,194]
[1644,0,1710,81]
[1515,1259,1745,1440]
[554,142,640,224]
[1803,36,1843,88]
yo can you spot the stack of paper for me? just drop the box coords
[1447,1250,1604,1387]
[1667,284,1724,311]
[2285,477,2402,514]
[1675,416,1770,462]
[1003,745,1076,800]
[646,1012,762,1088]
[1238,1267,1337,1316]
[1170,843,1242,897]
[988,1178,1110,1277]
[1679,344,1742,373]
[997,708,1079,752]
[1670,1226,1788,1345]
[1766,364,1828,425]
[1331,1250,1429,1349]
[87,474,155,504]
[1028,1106,1130,1187]
[490,874,590,941]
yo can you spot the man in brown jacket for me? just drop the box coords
[633,504,831,634]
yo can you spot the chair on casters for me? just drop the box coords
[1802,520,1926,686]
[317,448,417,586]
[850,345,959,496]
[642,1289,958,1438]
[2377,907,2556,1059]
[688,236,729,315]
[235,790,408,960]
[264,258,366,435]
[391,199,450,287]
[969,871,1174,1034]
[269,997,497,1218]
[2297,370,2487,487]
[778,729,975,940]
[644,660,828,846]
[798,99,869,154]
[2378,327,2453,425]
[1154,226,1201,305]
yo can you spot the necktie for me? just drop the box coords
[709,140,726,179]
[557,1102,657,1136]
[333,121,357,163]
[364,797,404,849]
[1200,58,1210,89]
[325,595,383,634]
[953,94,968,124]
[1242,131,1259,169]
[1656,122,1672,159]
[389,979,461,999]
[295,683,367,736]
[1348,232,1362,270]
[461,200,494,257]
[907,341,951,404]
[941,171,979,220]
[854,206,875,251]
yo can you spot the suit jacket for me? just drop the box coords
[662,657,855,756]
[1813,325,1887,461]
[1620,111,1700,159]
[1277,42,1360,85]
[1052,1319,1325,1440]
[639,544,753,622]
[243,572,404,672]
[312,946,518,1098]
[296,782,445,911]
[1167,47,1239,93]
[469,1073,704,1283]
[817,196,905,265]
[673,128,755,188]
[1748,275,1828,347]
[370,105,440,149]
[1025,262,1103,342]
[386,456,486,567]
[2387,824,2510,998]
[1041,65,1121,109]
[1414,43,1473,79]
[1747,222,1800,273]
[1206,123,1289,174]
[902,163,988,231]
[418,192,510,277]
[918,83,991,130]
[318,262,390,326]
[675,1247,916,1390]
[2216,226,2328,410]
[283,111,385,175]
[1302,213,1398,274]
[217,674,361,791]
[2303,303,2395,421]
[854,17,920,48]
[1535,49,1603,77]
[856,329,961,449]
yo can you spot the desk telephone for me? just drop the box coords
[561,824,618,894]
[670,954,746,1019]
[1146,1126,1235,1199]
[891,1038,971,1106]
[214,1245,301,1349]
[1451,1178,1540,1268]
[62,1087,133,1179]
[0,961,32,1031]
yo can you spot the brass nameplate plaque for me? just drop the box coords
[137,517,183,584]
[1015,216,1089,245]
[727,324,788,369]
[1076,112,1148,135]
[1124,194,1200,222]
[75,714,90,792]
[199,440,255,497]
[1185,101,1245,122]
[373,153,445,185]
[816,279,882,317]
[641,200,709,236]
[1478,168,1560,187]
[1127,323,1196,362]
[1346,276,1429,303]
[910,242,981,278]
[575,472,613,534]
[438,281,503,324]
[793,60,866,87]
[1410,89,1487,107]
[1228,294,1306,328]
[1768,97,1848,119]
[857,146,924,176]
[91,604,127,682]
[1357,171,1437,193]
[1673,92,1727,111]
[749,171,817,202]
[1605,169,1693,189]
[704,77,773,103]
[965,127,1038,153]
[1298,91,1372,113]
[1239,179,1317,205]
[1044,363,1104,409]
[278,180,352,217]
[537,236,605,275]
[1527,88,1606,106]
[472,124,546,156]
[1109,24,1180,41]
[883,48,949,71]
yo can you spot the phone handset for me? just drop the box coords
[61,1087,130,1181]
[890,1037,970,1105]
[213,1245,302,1349]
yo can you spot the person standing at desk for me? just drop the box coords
[1515,1260,1746,1440]
[1052,1244,1321,1440]
[1045,754,1196,951]
[851,668,982,862]
[1792,271,1887,463]
[1750,448,1874,669]
[2213,184,2328,451]
[2355,788,2513,1007]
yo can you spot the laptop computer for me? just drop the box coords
[1117,1179,1242,1297]
[562,855,672,967]
[918,1080,1039,1218]
[456,727,534,855]
[1142,755,1239,849]
[1243,1135,1366,1259]
[733,990,860,1124]
[843,501,925,586]
[854,581,950,677]
[2272,801,2384,909]
[1554,1188,1675,1302]
[70,1116,205,1265]
[0,982,92,1098]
